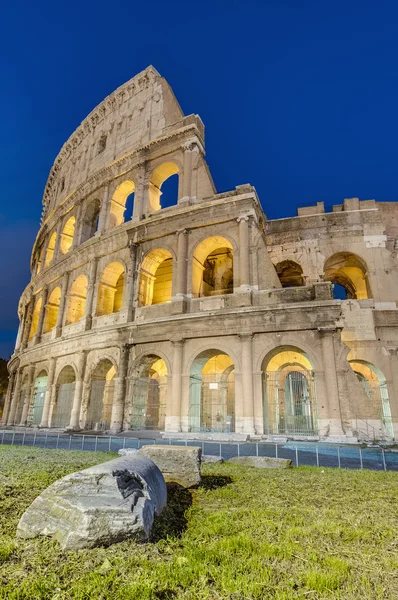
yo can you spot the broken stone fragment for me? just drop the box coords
[16,455,167,550]
[138,445,202,487]
[118,448,139,456]
[228,456,292,468]
[201,455,224,463]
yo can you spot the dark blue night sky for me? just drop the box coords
[1,0,398,358]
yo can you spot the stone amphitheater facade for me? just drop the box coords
[2,66,398,442]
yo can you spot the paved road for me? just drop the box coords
[1,430,397,471]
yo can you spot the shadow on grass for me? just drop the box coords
[151,476,233,541]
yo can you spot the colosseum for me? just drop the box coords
[2,66,398,443]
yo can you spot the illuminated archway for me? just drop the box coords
[149,162,179,211]
[52,366,76,428]
[43,287,61,333]
[192,236,233,297]
[29,297,42,340]
[349,359,394,439]
[66,274,88,325]
[189,350,235,433]
[262,346,318,436]
[96,262,125,316]
[275,260,304,287]
[30,370,48,426]
[109,180,135,226]
[86,360,116,430]
[59,217,75,254]
[44,232,57,268]
[324,253,371,300]
[81,198,100,243]
[138,249,173,306]
[130,355,168,430]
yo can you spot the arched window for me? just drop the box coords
[96,262,125,316]
[29,297,42,340]
[43,287,61,333]
[189,350,235,433]
[275,260,304,287]
[29,370,48,426]
[59,217,76,254]
[109,180,135,226]
[44,232,57,268]
[130,355,167,430]
[324,253,371,300]
[80,199,101,243]
[138,249,173,306]
[85,360,116,430]
[262,346,318,436]
[66,275,88,325]
[192,236,233,297]
[149,162,179,211]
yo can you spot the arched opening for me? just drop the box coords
[349,360,394,439]
[138,249,173,306]
[43,287,61,333]
[65,275,88,325]
[13,374,29,425]
[192,236,234,297]
[29,297,42,340]
[189,350,235,433]
[59,217,76,254]
[324,253,371,300]
[44,232,57,268]
[262,346,318,436]
[81,199,101,243]
[109,180,135,226]
[275,260,304,287]
[86,360,116,430]
[130,355,167,430]
[96,262,125,316]
[29,370,48,426]
[52,366,76,428]
[149,162,179,211]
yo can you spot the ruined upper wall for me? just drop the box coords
[42,66,190,220]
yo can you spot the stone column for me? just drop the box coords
[387,347,398,439]
[14,312,25,352]
[35,286,49,344]
[239,334,255,434]
[56,271,70,337]
[110,345,130,433]
[68,351,87,430]
[3,370,17,425]
[181,144,194,201]
[165,339,184,432]
[237,216,251,290]
[132,163,146,220]
[21,298,34,350]
[126,243,138,321]
[84,258,98,330]
[318,327,345,438]
[97,185,110,234]
[19,365,36,426]
[39,357,56,427]
[72,203,83,248]
[53,220,63,261]
[175,229,188,296]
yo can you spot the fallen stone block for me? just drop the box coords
[228,456,292,469]
[118,448,138,456]
[201,455,224,463]
[16,455,167,550]
[138,445,201,487]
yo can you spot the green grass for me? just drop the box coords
[0,446,397,600]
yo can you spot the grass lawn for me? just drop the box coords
[0,447,397,599]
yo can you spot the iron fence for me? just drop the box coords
[0,430,397,471]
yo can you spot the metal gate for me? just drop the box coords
[86,379,115,430]
[29,380,48,425]
[189,373,235,433]
[52,382,75,428]
[265,370,318,436]
[130,377,166,430]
